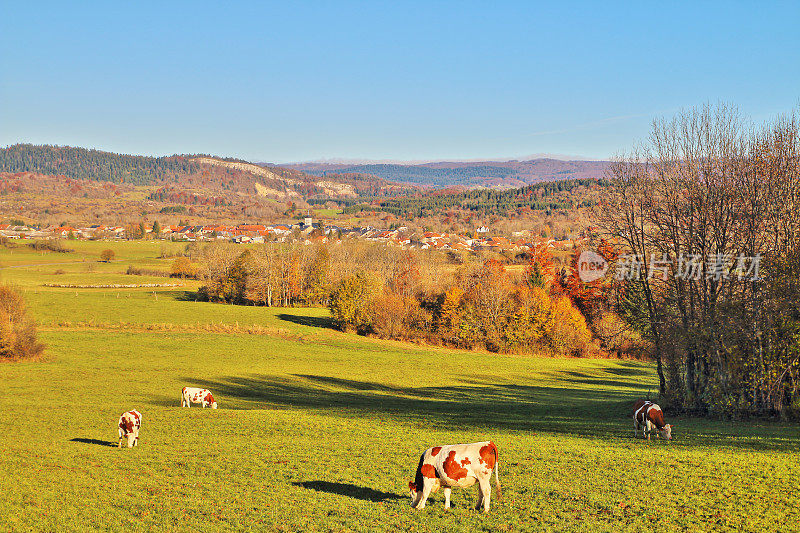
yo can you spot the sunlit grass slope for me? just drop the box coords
[0,242,798,531]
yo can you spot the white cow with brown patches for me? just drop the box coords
[118,410,141,448]
[408,441,501,512]
[633,400,672,440]
[181,387,218,409]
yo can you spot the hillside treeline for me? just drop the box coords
[342,178,609,217]
[192,240,637,357]
[0,144,202,185]
[600,104,800,418]
[318,163,520,186]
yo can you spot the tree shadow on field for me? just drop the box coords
[187,373,630,436]
[188,373,800,452]
[174,290,201,302]
[277,313,336,330]
[556,370,653,390]
[293,481,403,502]
[71,437,117,447]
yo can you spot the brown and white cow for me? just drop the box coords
[181,387,218,409]
[408,441,501,512]
[118,410,141,448]
[633,400,672,440]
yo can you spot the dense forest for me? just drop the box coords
[342,178,610,217]
[315,163,520,186]
[0,144,204,185]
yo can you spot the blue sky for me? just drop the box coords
[1,1,798,162]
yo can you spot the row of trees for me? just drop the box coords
[599,104,800,418]
[194,237,638,357]
[327,254,602,355]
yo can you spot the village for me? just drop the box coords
[0,217,587,254]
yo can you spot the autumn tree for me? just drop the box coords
[170,257,197,278]
[599,104,800,416]
[0,284,45,361]
[328,272,376,333]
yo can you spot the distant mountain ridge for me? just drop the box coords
[286,158,611,188]
[0,144,415,201]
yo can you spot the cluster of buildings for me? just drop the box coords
[0,218,587,254]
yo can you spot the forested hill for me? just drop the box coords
[0,144,206,185]
[287,159,612,188]
[345,177,612,217]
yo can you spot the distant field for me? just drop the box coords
[1,241,798,531]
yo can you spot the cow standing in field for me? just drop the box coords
[633,400,672,440]
[118,410,141,448]
[408,441,501,512]
[181,387,218,409]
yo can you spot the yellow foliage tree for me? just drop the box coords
[548,296,592,355]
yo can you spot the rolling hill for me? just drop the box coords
[286,158,612,188]
[0,144,418,224]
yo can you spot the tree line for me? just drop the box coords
[599,104,800,418]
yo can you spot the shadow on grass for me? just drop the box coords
[71,437,117,447]
[277,313,336,330]
[174,290,202,302]
[185,373,633,436]
[183,373,800,452]
[293,481,403,502]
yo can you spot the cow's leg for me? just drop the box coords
[645,420,651,440]
[443,487,452,510]
[633,418,639,438]
[478,476,492,513]
[118,436,123,448]
[475,483,484,510]
[413,480,434,510]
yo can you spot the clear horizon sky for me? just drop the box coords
[1,1,798,163]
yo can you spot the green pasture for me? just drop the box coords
[1,241,798,531]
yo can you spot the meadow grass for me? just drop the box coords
[1,242,798,532]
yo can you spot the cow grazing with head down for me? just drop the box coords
[409,441,501,513]
[118,410,141,448]
[633,400,672,440]
[181,387,218,409]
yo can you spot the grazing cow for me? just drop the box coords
[408,441,501,512]
[181,387,218,409]
[633,400,672,440]
[118,410,141,448]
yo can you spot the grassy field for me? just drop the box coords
[1,241,799,531]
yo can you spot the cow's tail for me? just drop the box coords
[492,441,502,499]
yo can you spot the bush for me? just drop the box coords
[548,296,592,355]
[170,257,198,279]
[328,272,376,333]
[126,266,169,278]
[0,284,45,361]
[100,249,115,262]
[28,240,73,253]
[371,290,431,340]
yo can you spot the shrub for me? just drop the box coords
[593,311,647,358]
[28,240,73,253]
[548,296,592,355]
[328,272,376,333]
[100,249,115,262]
[126,266,169,278]
[371,290,431,340]
[170,257,198,279]
[0,284,45,361]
